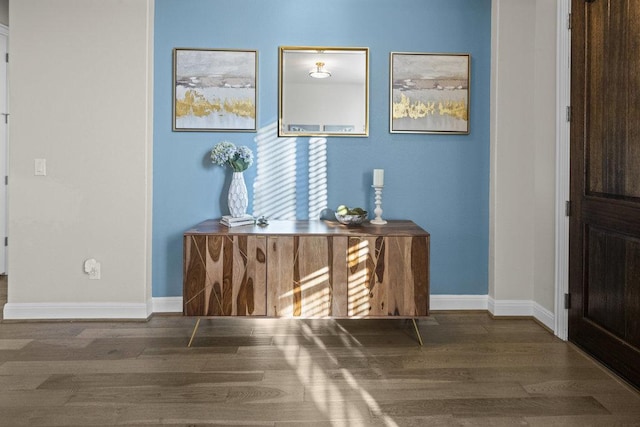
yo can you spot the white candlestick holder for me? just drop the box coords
[370,185,387,225]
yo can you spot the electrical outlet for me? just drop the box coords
[34,158,46,176]
[89,263,101,280]
[83,258,101,280]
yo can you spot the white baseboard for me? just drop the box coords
[152,296,183,313]
[430,294,488,310]
[3,302,151,320]
[3,296,556,332]
[487,297,555,331]
[532,302,555,331]
[488,297,532,316]
[151,295,492,314]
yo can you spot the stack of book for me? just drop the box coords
[220,215,255,227]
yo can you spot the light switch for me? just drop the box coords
[34,158,46,176]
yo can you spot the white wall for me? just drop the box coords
[284,82,366,133]
[5,0,154,319]
[532,0,557,314]
[490,0,557,323]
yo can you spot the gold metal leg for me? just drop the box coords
[412,318,423,346]
[188,318,201,348]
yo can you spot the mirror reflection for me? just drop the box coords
[279,46,369,137]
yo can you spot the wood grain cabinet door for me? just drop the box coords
[267,236,333,317]
[342,236,429,317]
[183,235,267,316]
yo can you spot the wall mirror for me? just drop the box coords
[279,46,369,137]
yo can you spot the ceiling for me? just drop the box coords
[281,49,367,85]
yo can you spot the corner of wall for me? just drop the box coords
[145,0,155,308]
[488,0,500,302]
[490,0,557,311]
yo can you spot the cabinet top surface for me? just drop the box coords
[185,219,429,237]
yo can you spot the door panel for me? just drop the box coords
[570,0,640,388]
[585,0,640,200]
[586,226,640,348]
[585,0,640,197]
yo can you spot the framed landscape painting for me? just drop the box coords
[390,52,470,134]
[173,48,257,132]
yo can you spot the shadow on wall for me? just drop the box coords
[253,122,328,220]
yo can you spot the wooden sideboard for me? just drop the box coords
[183,219,429,318]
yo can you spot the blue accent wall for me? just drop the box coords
[153,0,491,297]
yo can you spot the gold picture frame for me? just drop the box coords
[390,52,470,134]
[279,46,369,137]
[173,48,258,132]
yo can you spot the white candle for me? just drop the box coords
[373,169,384,186]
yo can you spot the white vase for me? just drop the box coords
[227,171,248,217]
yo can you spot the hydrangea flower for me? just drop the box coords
[211,141,253,172]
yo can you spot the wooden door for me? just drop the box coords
[569,0,640,388]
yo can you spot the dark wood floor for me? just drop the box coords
[1,277,639,426]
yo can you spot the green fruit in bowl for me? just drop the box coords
[349,207,366,215]
[336,205,349,215]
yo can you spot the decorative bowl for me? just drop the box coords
[335,211,368,226]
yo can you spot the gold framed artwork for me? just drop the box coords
[173,48,258,132]
[390,52,470,134]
